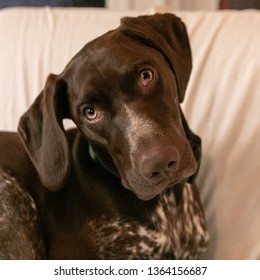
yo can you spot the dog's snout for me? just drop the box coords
[140,147,179,182]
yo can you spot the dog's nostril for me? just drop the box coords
[151,171,160,178]
[167,160,176,169]
[150,161,176,178]
[140,147,179,181]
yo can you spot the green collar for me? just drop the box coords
[88,144,119,176]
[88,144,98,162]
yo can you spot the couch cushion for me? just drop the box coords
[177,10,260,259]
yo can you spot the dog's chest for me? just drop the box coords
[87,183,209,259]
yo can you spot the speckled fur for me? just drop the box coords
[88,183,209,259]
[0,168,45,259]
[0,166,208,259]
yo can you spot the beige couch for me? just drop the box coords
[0,7,259,259]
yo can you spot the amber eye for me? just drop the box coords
[83,105,98,121]
[140,69,154,86]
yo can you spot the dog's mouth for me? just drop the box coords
[122,178,179,201]
[121,171,191,201]
[119,154,198,201]
[136,183,176,201]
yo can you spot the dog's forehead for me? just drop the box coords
[79,30,164,75]
[66,29,178,103]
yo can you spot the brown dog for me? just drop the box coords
[0,13,208,259]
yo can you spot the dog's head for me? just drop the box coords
[18,14,199,201]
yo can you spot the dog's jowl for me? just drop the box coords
[0,13,209,259]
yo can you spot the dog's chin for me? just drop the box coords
[121,166,197,201]
[134,189,167,201]
[121,178,177,201]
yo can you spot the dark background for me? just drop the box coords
[220,0,260,9]
[0,0,105,8]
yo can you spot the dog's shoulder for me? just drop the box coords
[0,167,45,259]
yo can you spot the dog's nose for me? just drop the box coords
[140,147,179,182]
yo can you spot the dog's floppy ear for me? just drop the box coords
[120,13,192,103]
[18,74,70,191]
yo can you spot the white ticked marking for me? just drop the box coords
[86,183,209,259]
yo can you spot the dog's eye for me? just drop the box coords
[83,105,98,121]
[140,69,154,86]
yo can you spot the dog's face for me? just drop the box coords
[66,35,197,200]
[18,14,199,201]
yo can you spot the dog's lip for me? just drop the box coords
[121,160,198,201]
[122,176,180,201]
[134,182,179,201]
